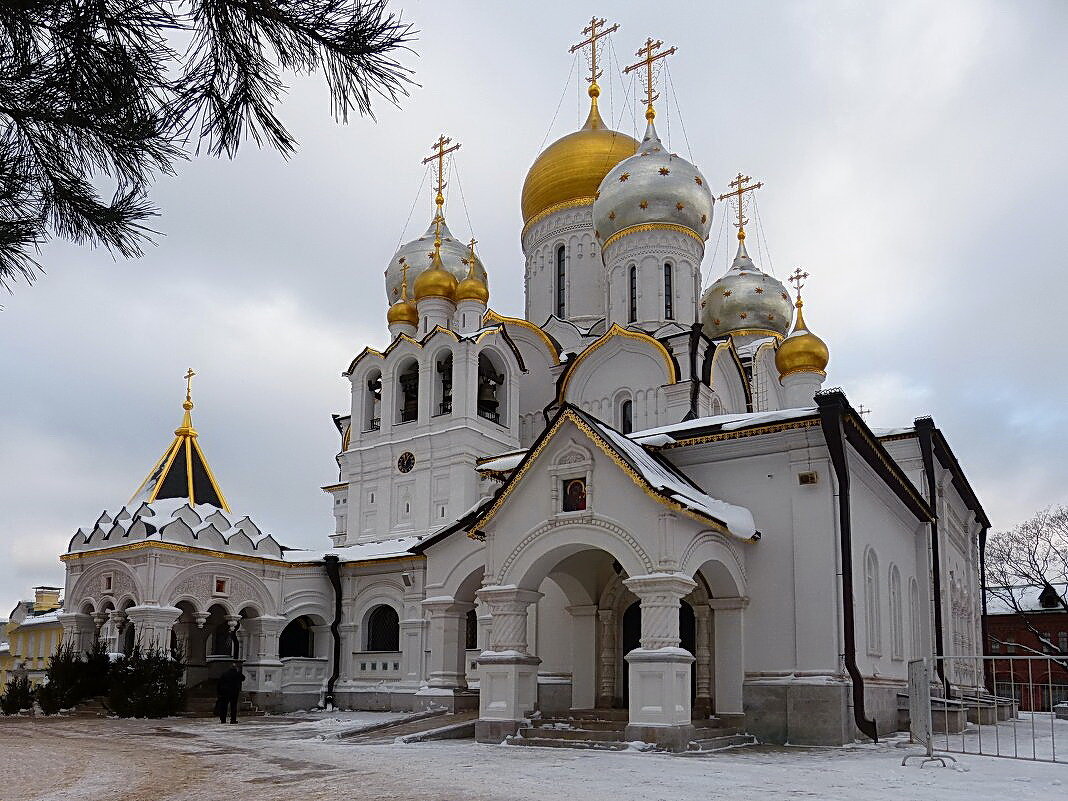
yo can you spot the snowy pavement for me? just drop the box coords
[1,714,1064,801]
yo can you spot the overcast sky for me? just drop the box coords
[2,0,1066,616]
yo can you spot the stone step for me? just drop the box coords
[687,733,758,752]
[518,727,624,742]
[531,718,626,731]
[509,735,630,751]
[567,708,629,721]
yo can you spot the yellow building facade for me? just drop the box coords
[1,587,64,689]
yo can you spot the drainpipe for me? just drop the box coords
[323,554,342,707]
[978,524,991,692]
[817,392,878,742]
[915,419,949,696]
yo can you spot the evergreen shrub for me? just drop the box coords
[107,644,185,718]
[1,674,34,714]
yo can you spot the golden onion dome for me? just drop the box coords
[413,245,458,302]
[775,299,829,378]
[387,297,417,326]
[455,241,489,304]
[521,85,638,227]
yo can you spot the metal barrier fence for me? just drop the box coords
[906,656,1066,765]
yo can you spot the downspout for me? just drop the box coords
[979,524,991,692]
[916,420,949,695]
[323,554,342,707]
[686,323,701,420]
[817,393,878,742]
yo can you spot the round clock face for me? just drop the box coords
[397,452,416,473]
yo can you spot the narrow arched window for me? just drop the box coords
[620,399,633,435]
[366,605,400,651]
[664,263,674,319]
[365,370,382,431]
[435,352,453,416]
[556,245,566,317]
[865,550,881,656]
[628,265,637,323]
[889,565,903,660]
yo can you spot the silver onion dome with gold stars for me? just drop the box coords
[700,238,793,340]
[384,215,487,305]
[593,120,714,248]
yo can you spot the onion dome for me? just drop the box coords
[521,84,638,227]
[593,119,713,248]
[385,215,486,305]
[387,265,418,326]
[700,238,793,339]
[455,239,489,304]
[775,295,829,378]
[413,221,458,302]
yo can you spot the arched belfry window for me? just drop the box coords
[620,399,633,435]
[556,245,566,317]
[365,370,382,431]
[628,265,637,323]
[477,352,506,425]
[366,605,400,651]
[664,263,674,320]
[397,360,418,423]
[435,352,453,416]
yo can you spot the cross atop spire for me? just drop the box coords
[569,16,620,97]
[398,257,411,300]
[183,367,196,410]
[422,133,461,213]
[788,267,810,301]
[624,37,677,121]
[718,173,764,241]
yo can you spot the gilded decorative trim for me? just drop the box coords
[601,223,704,251]
[321,482,346,493]
[339,554,425,570]
[558,323,677,401]
[876,432,918,443]
[663,417,822,448]
[483,309,561,365]
[728,329,784,341]
[521,196,596,238]
[61,540,294,567]
[344,346,385,376]
[474,408,745,541]
[779,368,827,379]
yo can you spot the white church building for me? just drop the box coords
[55,26,989,749]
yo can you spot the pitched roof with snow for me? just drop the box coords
[985,583,1068,615]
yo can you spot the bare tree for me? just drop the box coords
[986,505,1068,662]
[0,1,416,291]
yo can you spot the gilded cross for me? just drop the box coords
[717,173,764,239]
[422,134,461,209]
[788,267,810,300]
[184,368,196,403]
[623,37,677,121]
[398,258,410,299]
[569,16,620,88]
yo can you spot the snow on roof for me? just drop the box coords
[581,412,757,539]
[733,336,777,358]
[478,452,527,472]
[872,426,916,438]
[986,584,1067,615]
[17,613,59,628]
[630,407,818,445]
[335,536,422,563]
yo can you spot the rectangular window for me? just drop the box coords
[628,266,637,323]
[562,478,587,512]
[664,263,673,319]
[1059,632,1068,652]
[556,246,566,317]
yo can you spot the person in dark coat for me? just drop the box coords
[215,661,245,724]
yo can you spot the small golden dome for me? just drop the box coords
[775,300,829,378]
[455,239,489,304]
[387,297,417,326]
[413,248,458,302]
[521,88,638,226]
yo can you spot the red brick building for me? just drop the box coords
[984,583,1068,711]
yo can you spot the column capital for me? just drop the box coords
[422,596,475,617]
[125,604,182,626]
[708,596,749,611]
[566,604,598,618]
[624,572,697,600]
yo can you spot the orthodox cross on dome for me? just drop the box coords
[624,37,677,121]
[462,236,478,272]
[788,267,810,302]
[422,133,461,214]
[857,404,871,417]
[718,173,764,241]
[183,367,196,409]
[569,16,620,95]
[398,258,411,300]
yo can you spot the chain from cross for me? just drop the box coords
[422,134,461,209]
[184,368,196,404]
[624,37,677,121]
[717,173,764,239]
[569,16,619,87]
[857,404,871,417]
[788,267,810,299]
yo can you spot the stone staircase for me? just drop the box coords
[507,709,756,752]
[181,683,263,718]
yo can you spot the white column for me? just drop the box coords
[474,586,542,742]
[693,603,713,718]
[454,300,486,335]
[568,604,597,710]
[124,605,182,651]
[622,573,697,751]
[596,608,617,708]
[709,597,747,716]
[420,597,473,690]
[56,612,95,653]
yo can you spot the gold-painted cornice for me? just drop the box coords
[61,540,295,567]
[600,222,704,251]
[663,417,822,448]
[483,309,561,365]
[521,197,596,239]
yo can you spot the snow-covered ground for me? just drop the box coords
[2,714,1064,801]
[929,711,1066,762]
